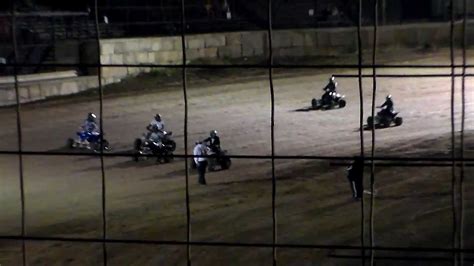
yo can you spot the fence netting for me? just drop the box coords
[1,0,472,265]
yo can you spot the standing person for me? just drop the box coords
[222,0,231,19]
[347,156,364,200]
[193,141,208,185]
[204,0,215,18]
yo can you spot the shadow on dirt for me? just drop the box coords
[292,106,316,112]
[362,124,401,131]
[351,123,401,132]
[47,147,104,162]
[378,191,451,200]
[109,157,178,170]
[292,106,343,112]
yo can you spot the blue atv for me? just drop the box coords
[67,131,111,152]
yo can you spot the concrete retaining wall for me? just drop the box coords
[99,22,474,81]
[0,76,98,106]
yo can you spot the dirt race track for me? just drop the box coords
[0,50,474,265]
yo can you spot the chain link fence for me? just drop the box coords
[1,0,472,265]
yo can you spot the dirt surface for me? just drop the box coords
[0,49,473,265]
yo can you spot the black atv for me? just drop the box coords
[367,108,403,129]
[133,132,176,163]
[311,91,346,110]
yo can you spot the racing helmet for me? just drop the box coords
[87,112,97,122]
[386,94,392,100]
[329,76,335,83]
[155,113,162,121]
[210,130,218,137]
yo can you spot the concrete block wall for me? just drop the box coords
[97,28,359,81]
[0,76,99,106]
[99,36,183,84]
[98,22,474,82]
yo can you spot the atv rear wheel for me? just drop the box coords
[394,117,403,126]
[367,116,374,128]
[67,138,75,149]
[134,139,142,150]
[133,139,142,162]
[311,98,321,109]
[133,150,140,162]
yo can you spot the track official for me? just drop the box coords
[193,141,208,185]
[347,157,364,200]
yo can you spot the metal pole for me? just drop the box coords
[381,0,386,25]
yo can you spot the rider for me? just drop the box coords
[322,76,337,104]
[146,124,162,144]
[80,112,99,146]
[147,113,165,141]
[203,130,221,153]
[378,95,394,117]
[145,124,166,162]
[148,113,165,132]
[82,112,99,133]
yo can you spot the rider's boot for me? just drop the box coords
[81,140,90,149]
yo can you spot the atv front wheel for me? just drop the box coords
[168,140,177,152]
[221,157,232,170]
[102,140,111,151]
[394,117,403,126]
[338,99,346,108]
[92,140,110,153]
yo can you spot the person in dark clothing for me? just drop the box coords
[323,76,337,92]
[203,130,222,171]
[193,141,208,185]
[347,156,364,200]
[322,76,337,105]
[203,130,221,153]
[144,125,168,163]
[378,94,394,117]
